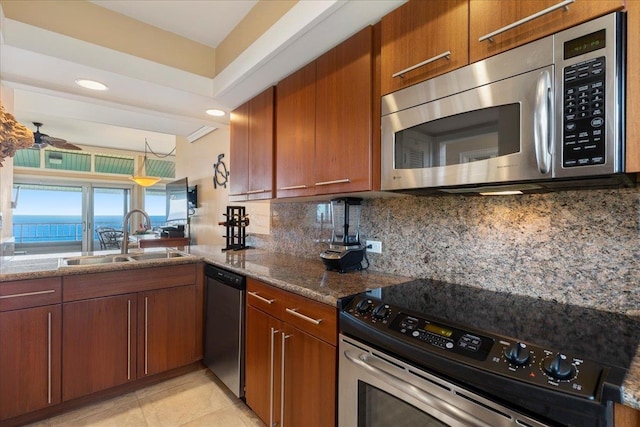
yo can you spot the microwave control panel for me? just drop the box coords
[562,56,606,168]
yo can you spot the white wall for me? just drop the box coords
[175,128,271,245]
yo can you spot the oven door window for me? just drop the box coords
[358,381,450,427]
[393,103,520,169]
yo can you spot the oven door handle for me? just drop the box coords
[534,69,553,175]
[343,350,493,427]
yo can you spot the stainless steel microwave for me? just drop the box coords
[381,12,627,194]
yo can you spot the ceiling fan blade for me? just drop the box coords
[48,140,83,151]
[41,135,82,151]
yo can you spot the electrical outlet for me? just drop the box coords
[366,240,382,254]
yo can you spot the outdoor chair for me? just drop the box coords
[97,227,124,250]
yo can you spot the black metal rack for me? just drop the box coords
[219,206,251,251]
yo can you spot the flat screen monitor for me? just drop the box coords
[166,177,188,222]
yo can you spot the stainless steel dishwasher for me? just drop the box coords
[204,264,246,398]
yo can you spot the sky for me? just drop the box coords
[13,187,166,217]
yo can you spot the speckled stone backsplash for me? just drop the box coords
[256,188,640,313]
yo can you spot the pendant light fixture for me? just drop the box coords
[130,139,161,187]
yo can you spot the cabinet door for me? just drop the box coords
[381,0,469,95]
[626,0,640,173]
[469,0,624,63]
[276,61,317,198]
[62,294,137,401]
[230,101,250,200]
[138,285,197,377]
[245,305,282,427]
[248,86,275,200]
[0,305,61,420]
[282,324,336,427]
[315,26,374,195]
[615,403,640,427]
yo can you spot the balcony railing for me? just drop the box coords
[13,222,122,243]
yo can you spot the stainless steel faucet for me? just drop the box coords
[121,209,152,254]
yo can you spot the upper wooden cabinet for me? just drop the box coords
[380,0,469,96]
[276,61,317,198]
[230,87,275,201]
[469,0,624,63]
[315,26,376,195]
[275,26,378,198]
[626,0,640,173]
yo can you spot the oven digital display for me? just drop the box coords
[424,323,453,338]
[564,29,606,60]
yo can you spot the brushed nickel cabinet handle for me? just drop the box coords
[144,296,148,375]
[246,189,268,194]
[281,332,292,427]
[269,327,280,427]
[479,0,575,42]
[127,299,132,380]
[47,311,52,404]
[0,289,55,299]
[315,178,350,186]
[285,308,322,325]
[392,51,451,79]
[248,291,275,305]
[278,185,308,190]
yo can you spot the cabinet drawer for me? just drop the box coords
[247,278,284,318]
[64,264,197,302]
[283,292,337,346]
[0,277,62,311]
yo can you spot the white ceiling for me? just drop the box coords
[0,0,405,155]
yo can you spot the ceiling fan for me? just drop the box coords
[32,122,82,150]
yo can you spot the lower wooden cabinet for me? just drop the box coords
[138,285,197,377]
[0,264,202,424]
[282,323,336,427]
[0,305,61,420]
[615,403,640,427]
[62,294,137,400]
[62,284,198,400]
[245,278,337,427]
[245,305,281,426]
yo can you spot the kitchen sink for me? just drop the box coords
[126,251,188,261]
[59,254,132,267]
[58,251,191,268]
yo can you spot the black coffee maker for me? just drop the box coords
[320,197,365,273]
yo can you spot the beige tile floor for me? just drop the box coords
[26,368,265,427]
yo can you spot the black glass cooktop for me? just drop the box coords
[341,278,640,371]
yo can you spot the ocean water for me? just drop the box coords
[13,215,167,243]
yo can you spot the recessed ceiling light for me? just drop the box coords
[75,79,108,91]
[206,109,226,117]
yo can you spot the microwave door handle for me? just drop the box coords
[534,70,553,175]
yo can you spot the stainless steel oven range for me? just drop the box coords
[338,280,640,427]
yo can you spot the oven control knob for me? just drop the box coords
[355,299,374,314]
[504,342,530,365]
[372,304,390,320]
[543,353,576,380]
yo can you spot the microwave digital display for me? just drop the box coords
[564,29,606,60]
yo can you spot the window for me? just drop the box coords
[145,187,168,226]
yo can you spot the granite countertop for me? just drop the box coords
[188,245,411,305]
[0,248,200,280]
[1,244,639,412]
